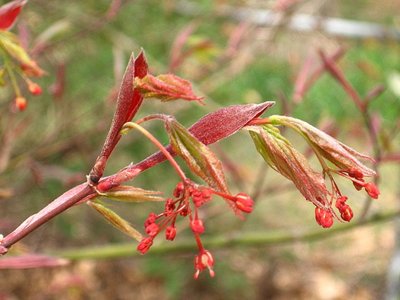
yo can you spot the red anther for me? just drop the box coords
[15,96,27,111]
[145,223,159,237]
[144,212,157,227]
[340,205,353,222]
[190,219,205,234]
[194,250,215,279]
[364,182,379,199]
[28,82,42,95]
[315,207,333,228]
[165,225,177,241]
[173,182,185,198]
[234,193,254,213]
[137,237,153,254]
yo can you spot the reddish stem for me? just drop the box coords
[0,184,95,253]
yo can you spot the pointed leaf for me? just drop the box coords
[0,0,27,31]
[101,185,164,203]
[166,119,229,192]
[90,51,148,182]
[88,200,142,241]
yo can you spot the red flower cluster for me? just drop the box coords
[136,180,254,278]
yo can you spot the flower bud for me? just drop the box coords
[234,192,254,213]
[165,225,177,241]
[315,207,333,228]
[364,182,379,199]
[15,96,27,111]
[144,212,157,227]
[28,82,42,95]
[145,223,159,237]
[190,219,205,234]
[137,237,153,254]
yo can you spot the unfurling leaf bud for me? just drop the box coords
[135,73,203,102]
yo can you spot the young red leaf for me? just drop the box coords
[0,0,27,31]
[166,118,229,193]
[89,51,148,183]
[97,101,274,190]
[88,200,142,241]
[0,254,68,269]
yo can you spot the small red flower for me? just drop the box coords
[234,193,254,213]
[15,96,27,111]
[28,81,42,95]
[165,225,177,241]
[173,182,185,198]
[145,223,159,237]
[194,250,215,279]
[340,206,353,222]
[364,182,379,199]
[315,207,333,228]
[137,237,153,254]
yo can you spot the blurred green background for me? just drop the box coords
[0,0,399,299]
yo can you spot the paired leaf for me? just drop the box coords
[0,0,27,31]
[249,125,329,207]
[166,118,229,193]
[135,73,203,102]
[88,200,142,241]
[100,185,163,203]
[269,115,376,176]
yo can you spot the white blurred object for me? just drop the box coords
[177,1,400,41]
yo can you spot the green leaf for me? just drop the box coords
[166,118,228,193]
[100,186,164,203]
[88,200,142,241]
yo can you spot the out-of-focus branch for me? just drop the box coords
[56,210,400,260]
